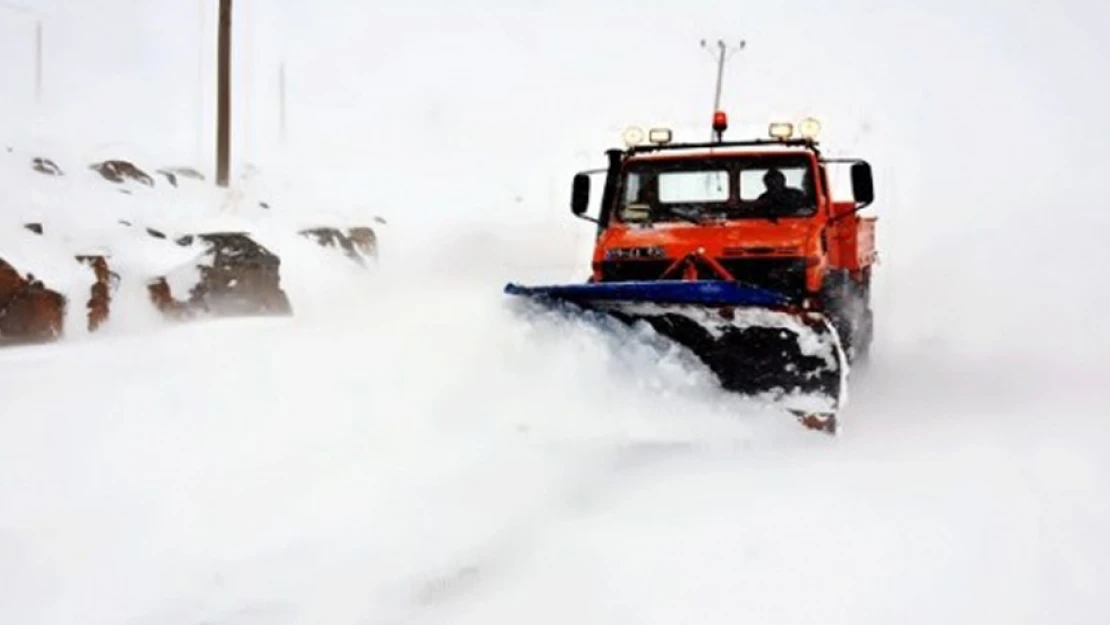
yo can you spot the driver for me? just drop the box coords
[757,168,808,216]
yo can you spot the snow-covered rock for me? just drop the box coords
[0,146,381,344]
[0,257,66,343]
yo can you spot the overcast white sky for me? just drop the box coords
[1,0,1107,235]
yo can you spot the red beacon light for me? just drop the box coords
[712,111,728,141]
[712,111,729,131]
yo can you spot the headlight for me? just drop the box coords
[622,126,645,147]
[648,128,673,144]
[798,117,821,140]
[768,122,794,140]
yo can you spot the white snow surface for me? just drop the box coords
[3,1,1110,624]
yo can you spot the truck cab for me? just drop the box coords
[569,116,878,361]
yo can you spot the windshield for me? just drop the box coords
[617,155,818,223]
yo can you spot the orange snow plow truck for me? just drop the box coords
[505,114,877,433]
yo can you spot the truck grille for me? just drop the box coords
[598,257,808,301]
[596,260,673,281]
[717,258,808,301]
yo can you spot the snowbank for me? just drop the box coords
[0,145,382,342]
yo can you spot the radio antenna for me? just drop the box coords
[700,39,745,142]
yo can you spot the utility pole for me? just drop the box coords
[700,38,745,141]
[216,0,232,187]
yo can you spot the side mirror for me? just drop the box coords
[851,161,874,207]
[571,173,590,216]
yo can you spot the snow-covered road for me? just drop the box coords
[2,216,1108,625]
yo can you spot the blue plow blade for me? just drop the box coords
[503,278,844,430]
[503,280,791,308]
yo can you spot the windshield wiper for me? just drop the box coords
[656,206,703,224]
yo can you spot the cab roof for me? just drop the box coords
[623,138,823,162]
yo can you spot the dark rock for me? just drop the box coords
[0,261,24,309]
[161,166,205,182]
[146,228,166,240]
[190,233,292,315]
[90,160,155,186]
[149,233,292,318]
[0,259,66,344]
[31,157,63,176]
[156,169,178,187]
[76,255,119,332]
[300,226,379,264]
[24,223,43,235]
[147,277,190,319]
[347,227,379,260]
[300,227,363,264]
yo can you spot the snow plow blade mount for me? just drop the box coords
[504,280,846,419]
